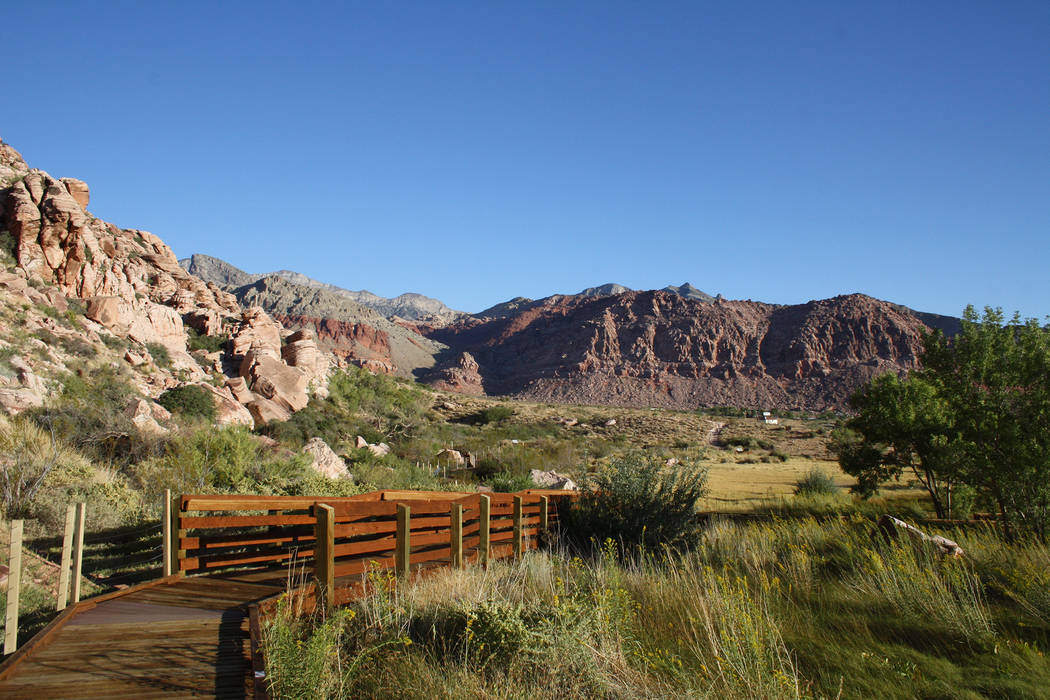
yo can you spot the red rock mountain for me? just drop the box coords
[420,291,932,411]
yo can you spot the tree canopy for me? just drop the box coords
[838,306,1050,539]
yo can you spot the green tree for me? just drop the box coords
[837,373,962,518]
[841,306,1050,539]
[923,306,1050,540]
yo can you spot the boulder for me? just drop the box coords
[126,398,168,435]
[0,357,46,415]
[367,442,391,458]
[435,448,465,466]
[529,469,577,490]
[245,395,292,426]
[196,382,254,427]
[247,355,309,412]
[355,435,369,449]
[0,387,44,415]
[303,437,351,480]
[124,349,146,367]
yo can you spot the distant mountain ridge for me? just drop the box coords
[179,254,464,322]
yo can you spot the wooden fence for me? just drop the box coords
[166,489,575,611]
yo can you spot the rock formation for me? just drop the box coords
[0,138,332,426]
[303,437,352,480]
[420,291,933,411]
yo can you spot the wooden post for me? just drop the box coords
[175,494,186,576]
[71,502,86,604]
[478,495,490,568]
[56,505,75,611]
[450,503,463,569]
[513,495,524,558]
[540,496,550,537]
[4,520,23,655]
[313,504,335,614]
[162,489,173,577]
[396,504,410,578]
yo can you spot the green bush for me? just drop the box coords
[722,435,774,450]
[157,384,216,421]
[26,365,163,467]
[486,471,534,493]
[561,454,707,552]
[477,405,514,425]
[185,327,228,353]
[794,468,838,497]
[132,426,310,501]
[145,342,172,368]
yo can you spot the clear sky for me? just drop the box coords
[3,1,1048,318]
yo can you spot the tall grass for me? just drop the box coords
[262,516,1050,699]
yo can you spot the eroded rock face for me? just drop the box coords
[0,138,334,422]
[421,292,932,411]
[426,352,485,395]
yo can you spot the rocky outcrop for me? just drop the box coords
[0,138,333,423]
[426,352,486,395]
[226,275,446,377]
[303,437,351,480]
[0,355,46,415]
[529,469,577,490]
[421,291,933,411]
[126,398,170,434]
[196,383,254,427]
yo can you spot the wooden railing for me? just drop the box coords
[165,489,575,610]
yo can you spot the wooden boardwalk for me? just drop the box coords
[0,576,282,699]
[0,489,573,698]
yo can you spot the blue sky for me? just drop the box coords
[4,1,1048,317]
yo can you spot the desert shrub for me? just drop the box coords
[722,435,774,450]
[157,384,216,421]
[0,415,145,529]
[486,471,534,493]
[0,229,15,262]
[99,333,126,351]
[145,341,171,368]
[25,365,162,467]
[794,468,837,497]
[185,326,228,353]
[132,426,309,501]
[477,405,514,425]
[561,454,707,552]
[768,449,790,462]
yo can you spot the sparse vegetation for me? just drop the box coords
[145,341,172,368]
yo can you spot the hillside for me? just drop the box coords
[231,275,446,377]
[180,253,464,322]
[420,291,931,411]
